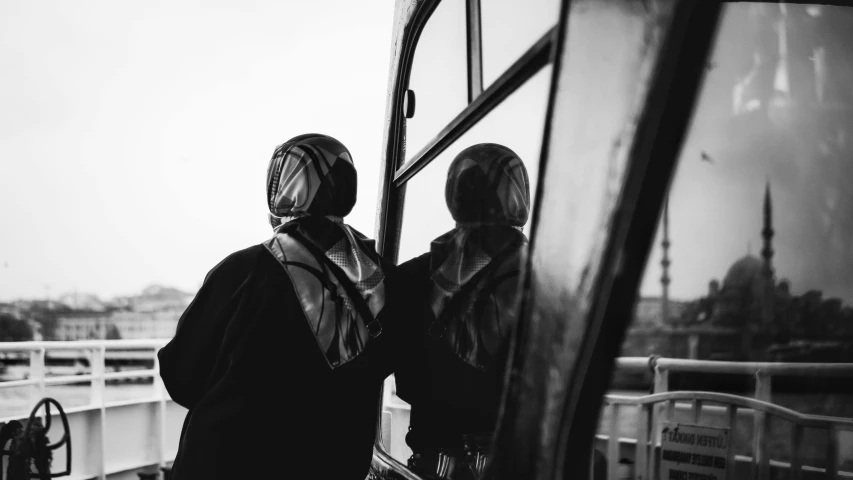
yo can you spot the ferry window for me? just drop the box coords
[397,65,550,264]
[405,0,468,162]
[480,0,559,89]
[382,62,552,473]
[599,4,853,479]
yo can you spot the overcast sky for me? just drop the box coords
[0,0,394,300]
[0,0,563,302]
[2,1,852,305]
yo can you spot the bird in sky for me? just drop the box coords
[700,151,714,164]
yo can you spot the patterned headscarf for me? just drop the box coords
[262,134,385,369]
[266,133,357,226]
[428,143,530,370]
[445,143,530,228]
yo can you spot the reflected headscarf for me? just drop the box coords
[428,143,530,370]
[262,134,385,369]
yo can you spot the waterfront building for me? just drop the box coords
[624,182,853,361]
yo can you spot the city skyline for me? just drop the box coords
[0,283,192,307]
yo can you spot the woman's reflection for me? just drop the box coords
[395,143,530,480]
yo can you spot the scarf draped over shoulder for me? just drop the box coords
[262,134,385,369]
[427,143,531,371]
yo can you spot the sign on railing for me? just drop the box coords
[660,423,730,480]
[603,392,853,480]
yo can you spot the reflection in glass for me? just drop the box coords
[381,65,550,479]
[596,4,853,478]
[397,66,550,263]
[394,143,530,480]
[405,0,468,161]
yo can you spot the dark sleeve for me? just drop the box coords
[390,252,432,404]
[157,247,258,409]
[370,257,399,381]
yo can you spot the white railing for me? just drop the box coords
[600,357,853,480]
[4,345,853,479]
[0,339,177,480]
[615,356,853,401]
[601,392,853,480]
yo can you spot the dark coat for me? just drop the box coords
[393,252,511,451]
[158,244,397,479]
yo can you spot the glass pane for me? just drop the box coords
[398,66,551,263]
[599,4,853,479]
[382,66,552,475]
[481,0,560,89]
[405,0,468,162]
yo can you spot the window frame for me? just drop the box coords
[371,0,559,477]
[371,0,724,479]
[373,0,557,265]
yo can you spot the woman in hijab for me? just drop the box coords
[394,143,531,480]
[158,134,393,479]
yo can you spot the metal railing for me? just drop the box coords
[0,339,173,480]
[4,345,853,479]
[599,357,853,480]
[614,356,853,399]
[601,392,853,480]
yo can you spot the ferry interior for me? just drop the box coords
[2,0,853,479]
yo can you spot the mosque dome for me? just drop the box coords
[723,255,764,291]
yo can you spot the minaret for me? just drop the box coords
[761,181,774,277]
[761,181,775,325]
[661,197,671,324]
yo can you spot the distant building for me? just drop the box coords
[13,299,70,312]
[116,285,193,313]
[0,303,22,318]
[634,297,689,327]
[28,320,43,341]
[49,285,191,341]
[57,293,108,312]
[54,311,112,341]
[110,309,182,339]
[54,308,183,341]
[625,182,853,362]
